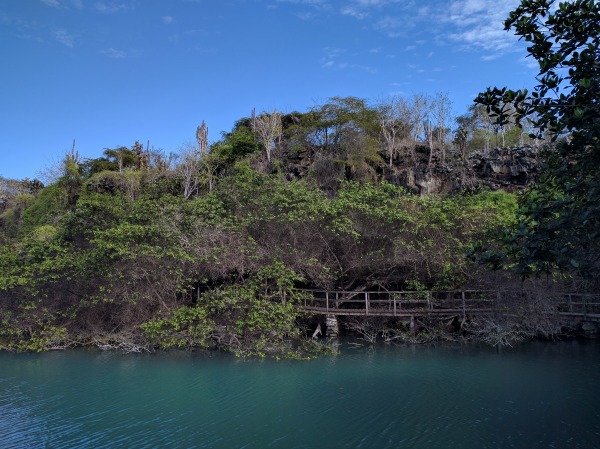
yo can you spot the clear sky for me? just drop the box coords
[0,0,538,180]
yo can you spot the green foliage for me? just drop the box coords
[85,170,143,199]
[456,103,531,152]
[282,97,383,190]
[0,159,521,354]
[20,185,65,230]
[475,0,600,279]
[405,279,427,291]
[140,306,214,349]
[433,263,463,291]
[0,301,68,352]
[210,125,260,168]
[145,173,183,198]
[59,152,83,205]
[0,92,534,355]
[102,146,139,171]
[80,157,116,177]
[0,246,28,290]
[141,262,310,357]
[64,190,128,238]
[0,193,35,238]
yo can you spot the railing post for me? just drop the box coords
[326,291,329,314]
[393,295,397,317]
[461,291,466,319]
[568,293,572,312]
[365,292,369,316]
[583,294,587,320]
[496,291,501,314]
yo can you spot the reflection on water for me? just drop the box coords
[1,341,599,448]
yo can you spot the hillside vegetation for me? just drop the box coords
[2,0,599,355]
[0,97,534,355]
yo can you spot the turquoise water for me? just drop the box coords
[1,341,599,448]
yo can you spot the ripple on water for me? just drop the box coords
[1,342,600,448]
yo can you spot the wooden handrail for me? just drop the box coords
[299,289,600,319]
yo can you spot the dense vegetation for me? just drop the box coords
[0,102,526,355]
[475,0,600,279]
[1,0,597,356]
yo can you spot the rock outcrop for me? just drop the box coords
[282,144,545,196]
[468,145,542,192]
[403,145,543,195]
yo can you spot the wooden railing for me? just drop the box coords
[299,289,600,320]
[559,293,600,320]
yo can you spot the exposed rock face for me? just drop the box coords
[282,144,545,196]
[378,145,543,195]
[468,145,542,192]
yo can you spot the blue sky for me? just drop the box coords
[0,0,538,180]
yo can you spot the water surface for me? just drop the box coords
[1,341,599,448]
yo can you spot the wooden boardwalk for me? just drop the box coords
[300,289,600,322]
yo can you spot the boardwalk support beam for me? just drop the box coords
[325,314,338,337]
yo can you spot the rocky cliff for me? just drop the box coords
[282,144,545,195]
[401,145,543,195]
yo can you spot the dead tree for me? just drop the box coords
[378,96,404,168]
[424,119,435,168]
[252,110,282,163]
[432,92,452,162]
[409,93,431,142]
[196,120,208,156]
[176,145,202,199]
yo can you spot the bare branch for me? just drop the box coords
[252,110,282,163]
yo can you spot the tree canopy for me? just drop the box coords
[475,0,600,279]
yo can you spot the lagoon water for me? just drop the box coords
[1,341,599,449]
